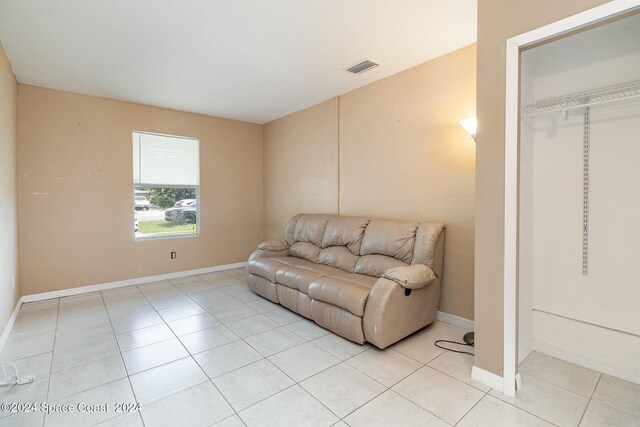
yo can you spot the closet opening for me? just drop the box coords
[502,1,640,396]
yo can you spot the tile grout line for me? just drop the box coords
[284,364,348,421]
[453,389,490,426]
[418,335,483,419]
[204,276,380,423]
[106,279,267,377]
[577,373,602,425]
[588,373,602,400]
[233,342,343,421]
[19,301,136,413]
[16,271,631,427]
[125,280,205,422]
[330,349,456,425]
[170,274,261,328]
[233,383,299,422]
[110,318,443,427]
[188,346,243,424]
[98,290,146,427]
[135,271,244,424]
[133,282,204,373]
[589,397,640,419]
[132,282,250,424]
[234,350,383,427]
[7,271,246,426]
[215,413,248,427]
[0,349,56,364]
[3,316,57,362]
[423,357,491,394]
[330,346,487,425]
[173,274,308,361]
[9,294,459,425]
[385,386,457,427]
[200,336,344,390]
[193,326,313,381]
[41,298,60,427]
[343,348,425,390]
[488,391,566,426]
[220,315,482,425]
[514,371,601,400]
[298,376,388,422]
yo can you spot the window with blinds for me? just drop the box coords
[132,132,200,239]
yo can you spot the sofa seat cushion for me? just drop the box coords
[276,267,325,293]
[275,263,355,293]
[308,275,376,317]
[331,272,377,288]
[248,256,313,282]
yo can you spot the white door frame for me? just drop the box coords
[502,0,640,397]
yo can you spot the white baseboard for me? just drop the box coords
[21,262,247,303]
[533,339,640,385]
[0,297,24,353]
[436,311,474,331]
[472,365,503,392]
[532,310,640,385]
[471,367,521,395]
[519,339,534,363]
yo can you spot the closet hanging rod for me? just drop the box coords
[522,79,640,118]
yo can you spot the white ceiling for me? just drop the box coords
[0,0,477,124]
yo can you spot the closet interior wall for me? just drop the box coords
[518,13,640,384]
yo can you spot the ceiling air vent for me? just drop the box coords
[345,59,380,75]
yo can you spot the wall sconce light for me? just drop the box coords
[459,117,477,141]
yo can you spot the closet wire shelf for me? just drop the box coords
[522,79,640,276]
[523,79,640,117]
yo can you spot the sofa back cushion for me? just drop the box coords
[283,214,445,278]
[284,214,300,245]
[359,219,418,263]
[289,241,321,263]
[412,221,446,276]
[318,246,359,272]
[321,217,370,255]
[293,214,331,247]
[354,254,408,277]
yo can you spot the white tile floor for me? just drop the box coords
[1,267,639,426]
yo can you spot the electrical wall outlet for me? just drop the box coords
[170,251,177,259]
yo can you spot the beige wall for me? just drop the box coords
[264,45,477,320]
[340,45,476,319]
[263,99,338,239]
[18,85,263,296]
[0,42,19,334]
[475,0,610,376]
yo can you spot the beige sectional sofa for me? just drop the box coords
[247,214,446,349]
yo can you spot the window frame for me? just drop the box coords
[132,131,200,241]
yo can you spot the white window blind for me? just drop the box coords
[133,132,199,186]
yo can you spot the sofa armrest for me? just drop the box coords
[257,240,289,251]
[363,274,441,349]
[249,241,289,262]
[381,265,436,290]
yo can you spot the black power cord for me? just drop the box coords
[434,340,474,355]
